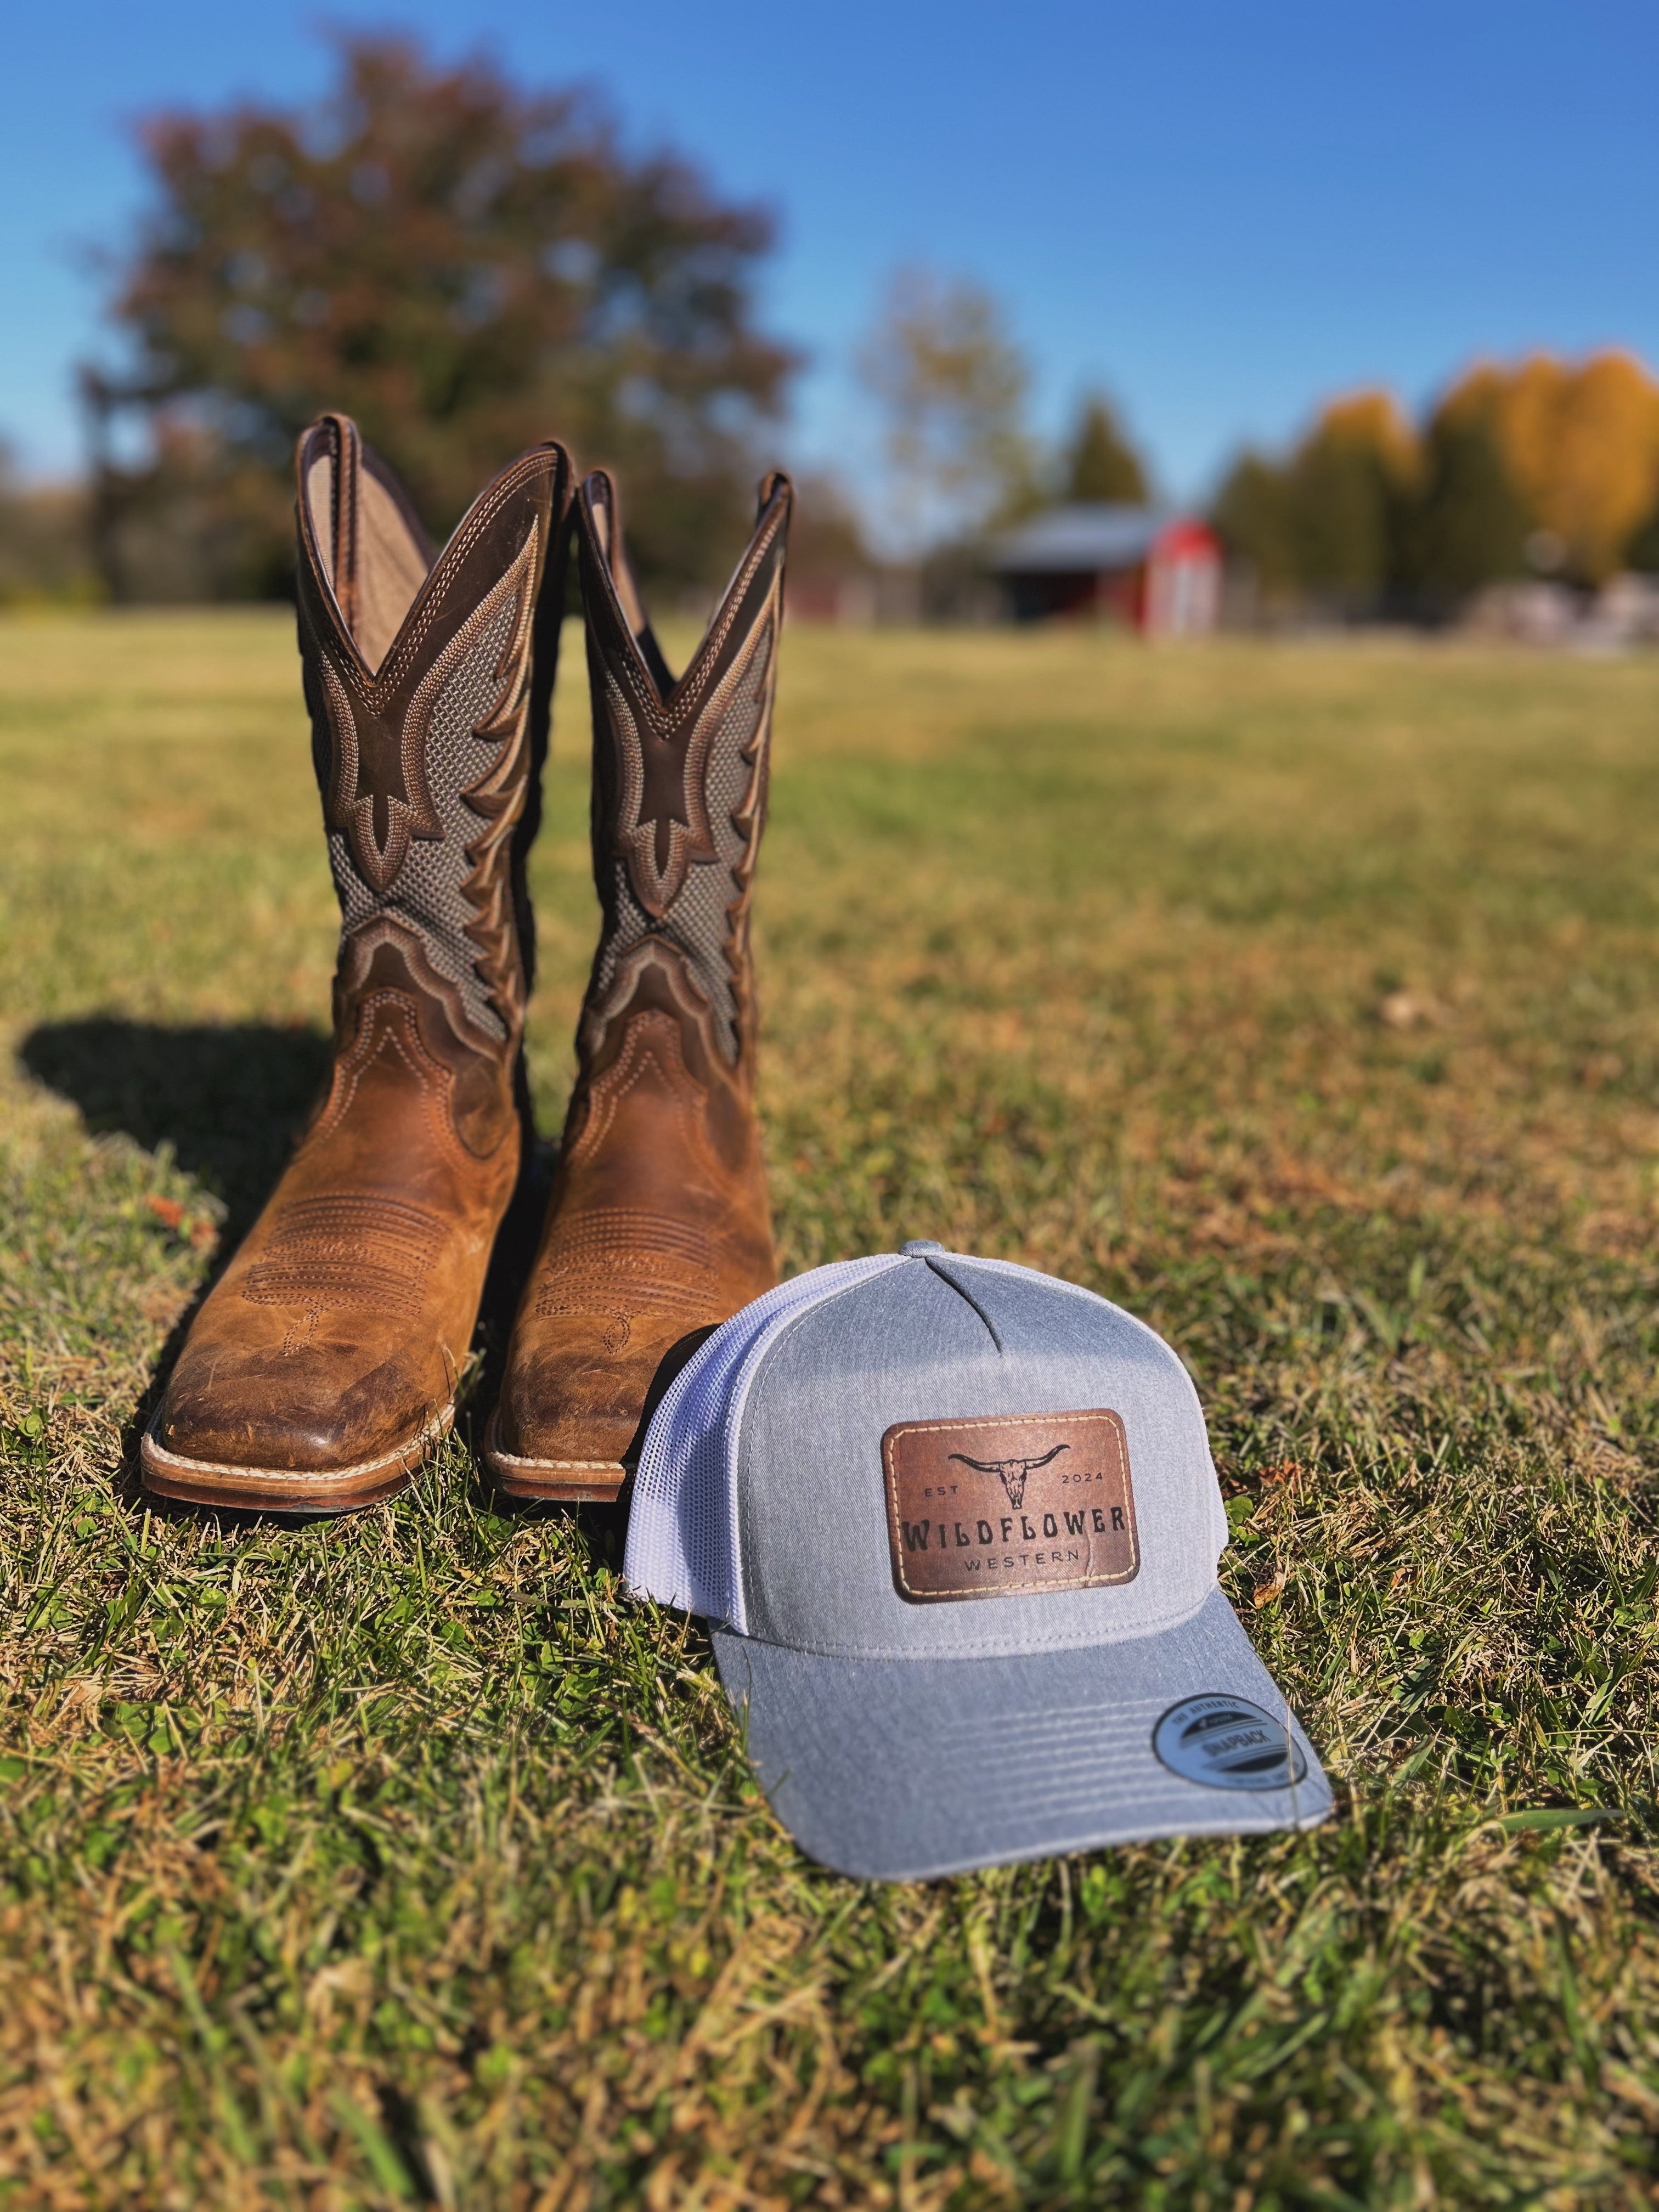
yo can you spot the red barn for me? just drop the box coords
[992,504,1222,634]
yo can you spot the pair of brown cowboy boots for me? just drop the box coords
[140,416,789,1513]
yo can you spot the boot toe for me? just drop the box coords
[495,1319,648,1468]
[152,1340,447,1482]
[491,1306,721,1493]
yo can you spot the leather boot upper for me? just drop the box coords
[493,469,792,1482]
[149,417,570,1488]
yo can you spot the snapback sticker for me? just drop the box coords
[1152,1694,1308,1791]
[882,1408,1139,1602]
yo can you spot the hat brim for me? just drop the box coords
[712,1587,1332,1882]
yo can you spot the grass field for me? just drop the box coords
[4,610,1659,2208]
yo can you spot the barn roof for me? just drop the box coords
[991,503,1167,574]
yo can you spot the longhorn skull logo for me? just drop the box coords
[947,1442,1069,1510]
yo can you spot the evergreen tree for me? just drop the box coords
[1284,395,1416,608]
[1214,393,1416,612]
[1625,497,1659,573]
[1064,397,1148,504]
[1399,411,1530,604]
[1212,452,1299,595]
[1285,434,1395,603]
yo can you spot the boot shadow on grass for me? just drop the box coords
[18,1017,546,1518]
[19,1017,332,1517]
[15,1017,679,1529]
[19,1017,332,1251]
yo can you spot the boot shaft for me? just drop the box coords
[294,416,571,1153]
[489,472,792,1494]
[573,470,792,1092]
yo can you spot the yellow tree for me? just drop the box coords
[1437,352,1659,582]
[1316,391,1421,485]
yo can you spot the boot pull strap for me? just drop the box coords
[583,470,675,699]
[321,414,363,642]
[586,472,646,632]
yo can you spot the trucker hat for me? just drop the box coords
[624,1243,1331,1880]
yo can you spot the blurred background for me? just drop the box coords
[3,0,1657,644]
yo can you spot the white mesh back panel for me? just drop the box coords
[625,1257,904,1628]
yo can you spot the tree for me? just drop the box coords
[857,268,1037,552]
[1214,351,1659,618]
[1628,497,1659,573]
[1213,391,1417,611]
[84,33,797,599]
[1285,392,1418,607]
[1434,353,1659,584]
[0,446,95,606]
[1398,407,1529,605]
[1212,450,1299,599]
[1064,396,1147,504]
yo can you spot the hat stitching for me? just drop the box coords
[712,1578,1216,1664]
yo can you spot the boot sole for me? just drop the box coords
[139,1406,453,1515]
[482,1412,626,1503]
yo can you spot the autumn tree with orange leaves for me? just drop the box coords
[1216,351,1659,613]
[1435,353,1659,584]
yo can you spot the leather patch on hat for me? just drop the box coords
[882,1409,1139,1602]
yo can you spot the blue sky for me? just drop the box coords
[4,0,1655,517]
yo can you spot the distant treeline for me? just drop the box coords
[1215,354,1659,618]
[3,28,1657,620]
[0,471,97,606]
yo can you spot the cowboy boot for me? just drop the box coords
[487,469,792,1501]
[141,414,571,1513]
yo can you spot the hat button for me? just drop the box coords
[901,1239,945,1255]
